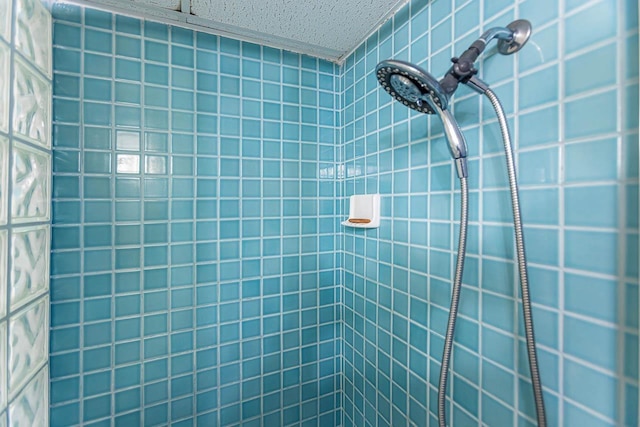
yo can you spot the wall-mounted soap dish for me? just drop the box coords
[341,194,380,228]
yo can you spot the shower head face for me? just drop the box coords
[376,60,448,114]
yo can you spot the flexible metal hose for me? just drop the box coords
[437,176,468,427]
[436,90,547,427]
[484,87,547,427]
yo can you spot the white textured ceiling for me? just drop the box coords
[76,0,409,62]
[188,0,407,61]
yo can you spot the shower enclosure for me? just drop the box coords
[0,0,637,426]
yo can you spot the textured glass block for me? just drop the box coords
[11,142,50,222]
[8,366,47,427]
[0,322,6,413]
[10,225,49,311]
[8,298,48,396]
[14,0,51,76]
[0,0,10,42]
[13,58,51,147]
[0,137,7,225]
[0,43,8,134]
[0,230,6,319]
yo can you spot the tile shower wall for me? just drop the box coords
[339,0,639,426]
[50,4,340,426]
[0,0,52,424]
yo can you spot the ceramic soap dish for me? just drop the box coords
[341,194,380,228]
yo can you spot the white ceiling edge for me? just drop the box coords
[58,0,409,64]
[336,0,409,64]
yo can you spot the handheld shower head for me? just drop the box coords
[376,60,448,114]
[376,60,468,178]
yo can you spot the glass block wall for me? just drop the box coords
[49,4,341,426]
[339,0,638,426]
[0,0,52,424]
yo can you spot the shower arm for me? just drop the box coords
[439,20,532,95]
[477,26,515,45]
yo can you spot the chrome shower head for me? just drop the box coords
[376,60,448,114]
[376,59,468,178]
[375,21,533,179]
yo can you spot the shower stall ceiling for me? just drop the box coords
[64,0,410,62]
[4,0,634,425]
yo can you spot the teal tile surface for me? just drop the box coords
[339,0,638,426]
[565,185,618,227]
[519,65,559,110]
[565,229,618,275]
[565,43,617,96]
[565,0,617,54]
[565,137,618,182]
[51,4,339,427]
[565,90,617,140]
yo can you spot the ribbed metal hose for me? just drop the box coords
[437,90,547,427]
[484,87,547,427]
[437,176,468,427]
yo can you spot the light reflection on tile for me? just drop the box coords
[319,164,334,179]
[145,155,167,174]
[117,154,140,173]
[116,130,140,151]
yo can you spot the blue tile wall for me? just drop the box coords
[50,4,341,426]
[49,1,639,426]
[339,0,638,426]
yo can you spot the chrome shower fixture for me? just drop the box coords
[375,18,547,427]
[374,19,532,179]
[439,19,532,95]
[376,61,469,178]
[375,61,448,113]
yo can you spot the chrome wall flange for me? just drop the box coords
[498,19,532,55]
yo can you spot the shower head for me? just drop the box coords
[375,20,532,178]
[376,60,448,114]
[376,59,468,178]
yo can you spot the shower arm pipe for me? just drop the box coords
[477,26,515,45]
[458,25,514,64]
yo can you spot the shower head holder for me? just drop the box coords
[439,19,532,95]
